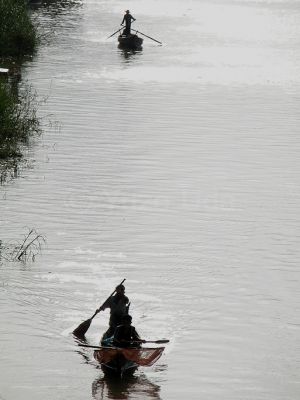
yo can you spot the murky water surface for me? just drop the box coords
[1,0,300,399]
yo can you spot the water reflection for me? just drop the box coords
[73,334,95,365]
[92,374,162,400]
[118,47,143,62]
[28,0,82,13]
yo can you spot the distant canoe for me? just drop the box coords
[118,33,143,49]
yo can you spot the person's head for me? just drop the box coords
[122,314,132,325]
[116,284,125,294]
[126,10,130,14]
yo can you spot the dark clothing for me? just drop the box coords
[113,324,141,348]
[121,13,135,35]
[100,293,130,340]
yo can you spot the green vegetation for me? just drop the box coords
[0,0,38,57]
[0,0,40,163]
[0,79,40,159]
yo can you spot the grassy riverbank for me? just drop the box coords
[0,0,40,161]
[0,80,40,159]
[0,0,38,57]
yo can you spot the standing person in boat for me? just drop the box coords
[98,283,130,340]
[121,10,136,36]
[113,314,145,348]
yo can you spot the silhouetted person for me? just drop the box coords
[121,10,136,36]
[99,284,130,340]
[113,314,145,348]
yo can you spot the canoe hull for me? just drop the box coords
[94,346,165,377]
[118,34,143,49]
[94,349,138,377]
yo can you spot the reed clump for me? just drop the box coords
[0,0,38,57]
[0,80,40,159]
[0,228,46,263]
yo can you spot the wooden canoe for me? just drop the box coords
[118,34,143,49]
[94,346,164,377]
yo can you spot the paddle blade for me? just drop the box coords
[153,339,169,344]
[73,318,92,338]
[134,339,170,344]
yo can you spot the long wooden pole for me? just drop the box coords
[107,27,123,39]
[132,29,162,45]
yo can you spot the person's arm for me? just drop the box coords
[132,327,145,342]
[98,297,112,312]
[121,16,125,25]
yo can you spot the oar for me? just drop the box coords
[132,29,162,45]
[78,340,169,349]
[72,278,126,337]
[107,27,124,39]
[135,340,169,344]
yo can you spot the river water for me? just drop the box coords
[1,0,300,399]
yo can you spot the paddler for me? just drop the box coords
[113,314,145,348]
[121,10,136,36]
[98,283,130,340]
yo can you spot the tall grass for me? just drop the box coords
[0,0,38,57]
[0,80,40,159]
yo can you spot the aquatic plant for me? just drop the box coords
[0,158,20,185]
[0,0,38,57]
[0,79,41,160]
[0,228,46,263]
[14,228,46,262]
